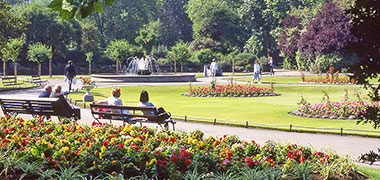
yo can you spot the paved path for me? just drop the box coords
[0,69,379,167]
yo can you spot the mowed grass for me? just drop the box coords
[234,76,380,84]
[68,84,380,136]
[357,166,380,180]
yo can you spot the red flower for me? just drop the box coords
[86,142,90,147]
[185,159,192,166]
[103,140,109,147]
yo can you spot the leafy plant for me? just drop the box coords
[290,161,312,180]
[239,167,266,180]
[56,165,85,180]
[211,169,239,180]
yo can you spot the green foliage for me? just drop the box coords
[81,21,100,53]
[48,0,115,19]
[151,44,168,59]
[167,41,191,65]
[191,48,219,65]
[1,36,25,62]
[135,20,162,53]
[233,52,256,72]
[27,42,52,64]
[85,52,93,62]
[105,39,141,63]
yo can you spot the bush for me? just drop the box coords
[233,52,256,72]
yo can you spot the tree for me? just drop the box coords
[85,52,93,75]
[191,48,215,65]
[135,20,162,54]
[158,0,193,46]
[80,21,99,53]
[27,43,52,76]
[298,3,353,58]
[346,0,380,128]
[48,0,116,19]
[187,0,242,54]
[105,39,140,74]
[1,37,25,77]
[0,2,25,76]
[167,41,191,73]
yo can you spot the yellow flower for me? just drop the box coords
[111,171,117,176]
[42,140,48,144]
[41,153,45,159]
[23,120,28,126]
[99,152,102,159]
[256,154,261,159]
[101,146,106,153]
[61,146,69,153]
[199,141,204,147]
[48,143,54,149]
[188,138,193,144]
[31,149,35,154]
[192,139,198,145]
[123,124,132,133]
[36,140,41,146]
[149,158,157,166]
[164,133,169,137]
[112,160,117,165]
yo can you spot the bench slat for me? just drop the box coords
[90,104,156,111]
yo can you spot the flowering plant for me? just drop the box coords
[189,84,275,97]
[80,77,95,85]
[0,116,361,179]
[297,100,379,119]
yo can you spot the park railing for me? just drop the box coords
[171,114,380,136]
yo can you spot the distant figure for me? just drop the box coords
[50,85,63,98]
[268,57,274,75]
[38,85,52,98]
[64,60,76,92]
[252,60,261,84]
[138,90,155,115]
[210,58,219,78]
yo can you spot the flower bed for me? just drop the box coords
[0,116,365,179]
[302,77,356,84]
[184,84,279,97]
[80,76,95,85]
[290,100,380,119]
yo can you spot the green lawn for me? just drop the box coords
[357,165,380,179]
[234,76,380,84]
[68,84,380,136]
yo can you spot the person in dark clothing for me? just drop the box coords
[38,85,52,98]
[64,60,76,92]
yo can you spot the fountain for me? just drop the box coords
[91,56,196,83]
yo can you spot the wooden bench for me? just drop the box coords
[0,96,80,121]
[1,77,24,88]
[28,75,48,86]
[90,104,176,130]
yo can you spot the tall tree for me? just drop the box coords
[346,0,380,129]
[158,0,192,46]
[48,0,116,19]
[298,3,353,58]
[105,39,140,74]
[135,20,162,54]
[27,43,52,76]
[0,2,25,76]
[85,52,93,75]
[2,37,25,77]
[167,41,191,73]
[187,0,242,54]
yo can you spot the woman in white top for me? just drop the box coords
[252,60,261,84]
[210,58,219,78]
[98,88,129,119]
[50,85,63,98]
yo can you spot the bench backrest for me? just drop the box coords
[0,97,60,116]
[90,104,157,120]
[32,75,41,81]
[2,77,17,86]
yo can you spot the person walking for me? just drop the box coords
[210,58,219,79]
[268,57,274,75]
[252,60,261,84]
[64,60,76,92]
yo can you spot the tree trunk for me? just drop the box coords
[49,59,52,78]
[232,59,235,75]
[14,62,17,77]
[3,61,5,77]
[116,61,119,74]
[181,62,183,72]
[174,59,177,73]
[89,61,91,75]
[38,63,41,76]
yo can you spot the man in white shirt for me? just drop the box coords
[252,60,261,84]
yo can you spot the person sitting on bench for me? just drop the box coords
[138,90,156,115]
[50,85,64,98]
[97,88,130,119]
[38,85,52,98]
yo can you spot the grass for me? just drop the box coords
[194,72,257,78]
[357,165,380,179]
[234,75,380,84]
[68,84,380,136]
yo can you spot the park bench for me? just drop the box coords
[90,103,176,130]
[1,77,24,88]
[0,96,80,120]
[28,75,48,86]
